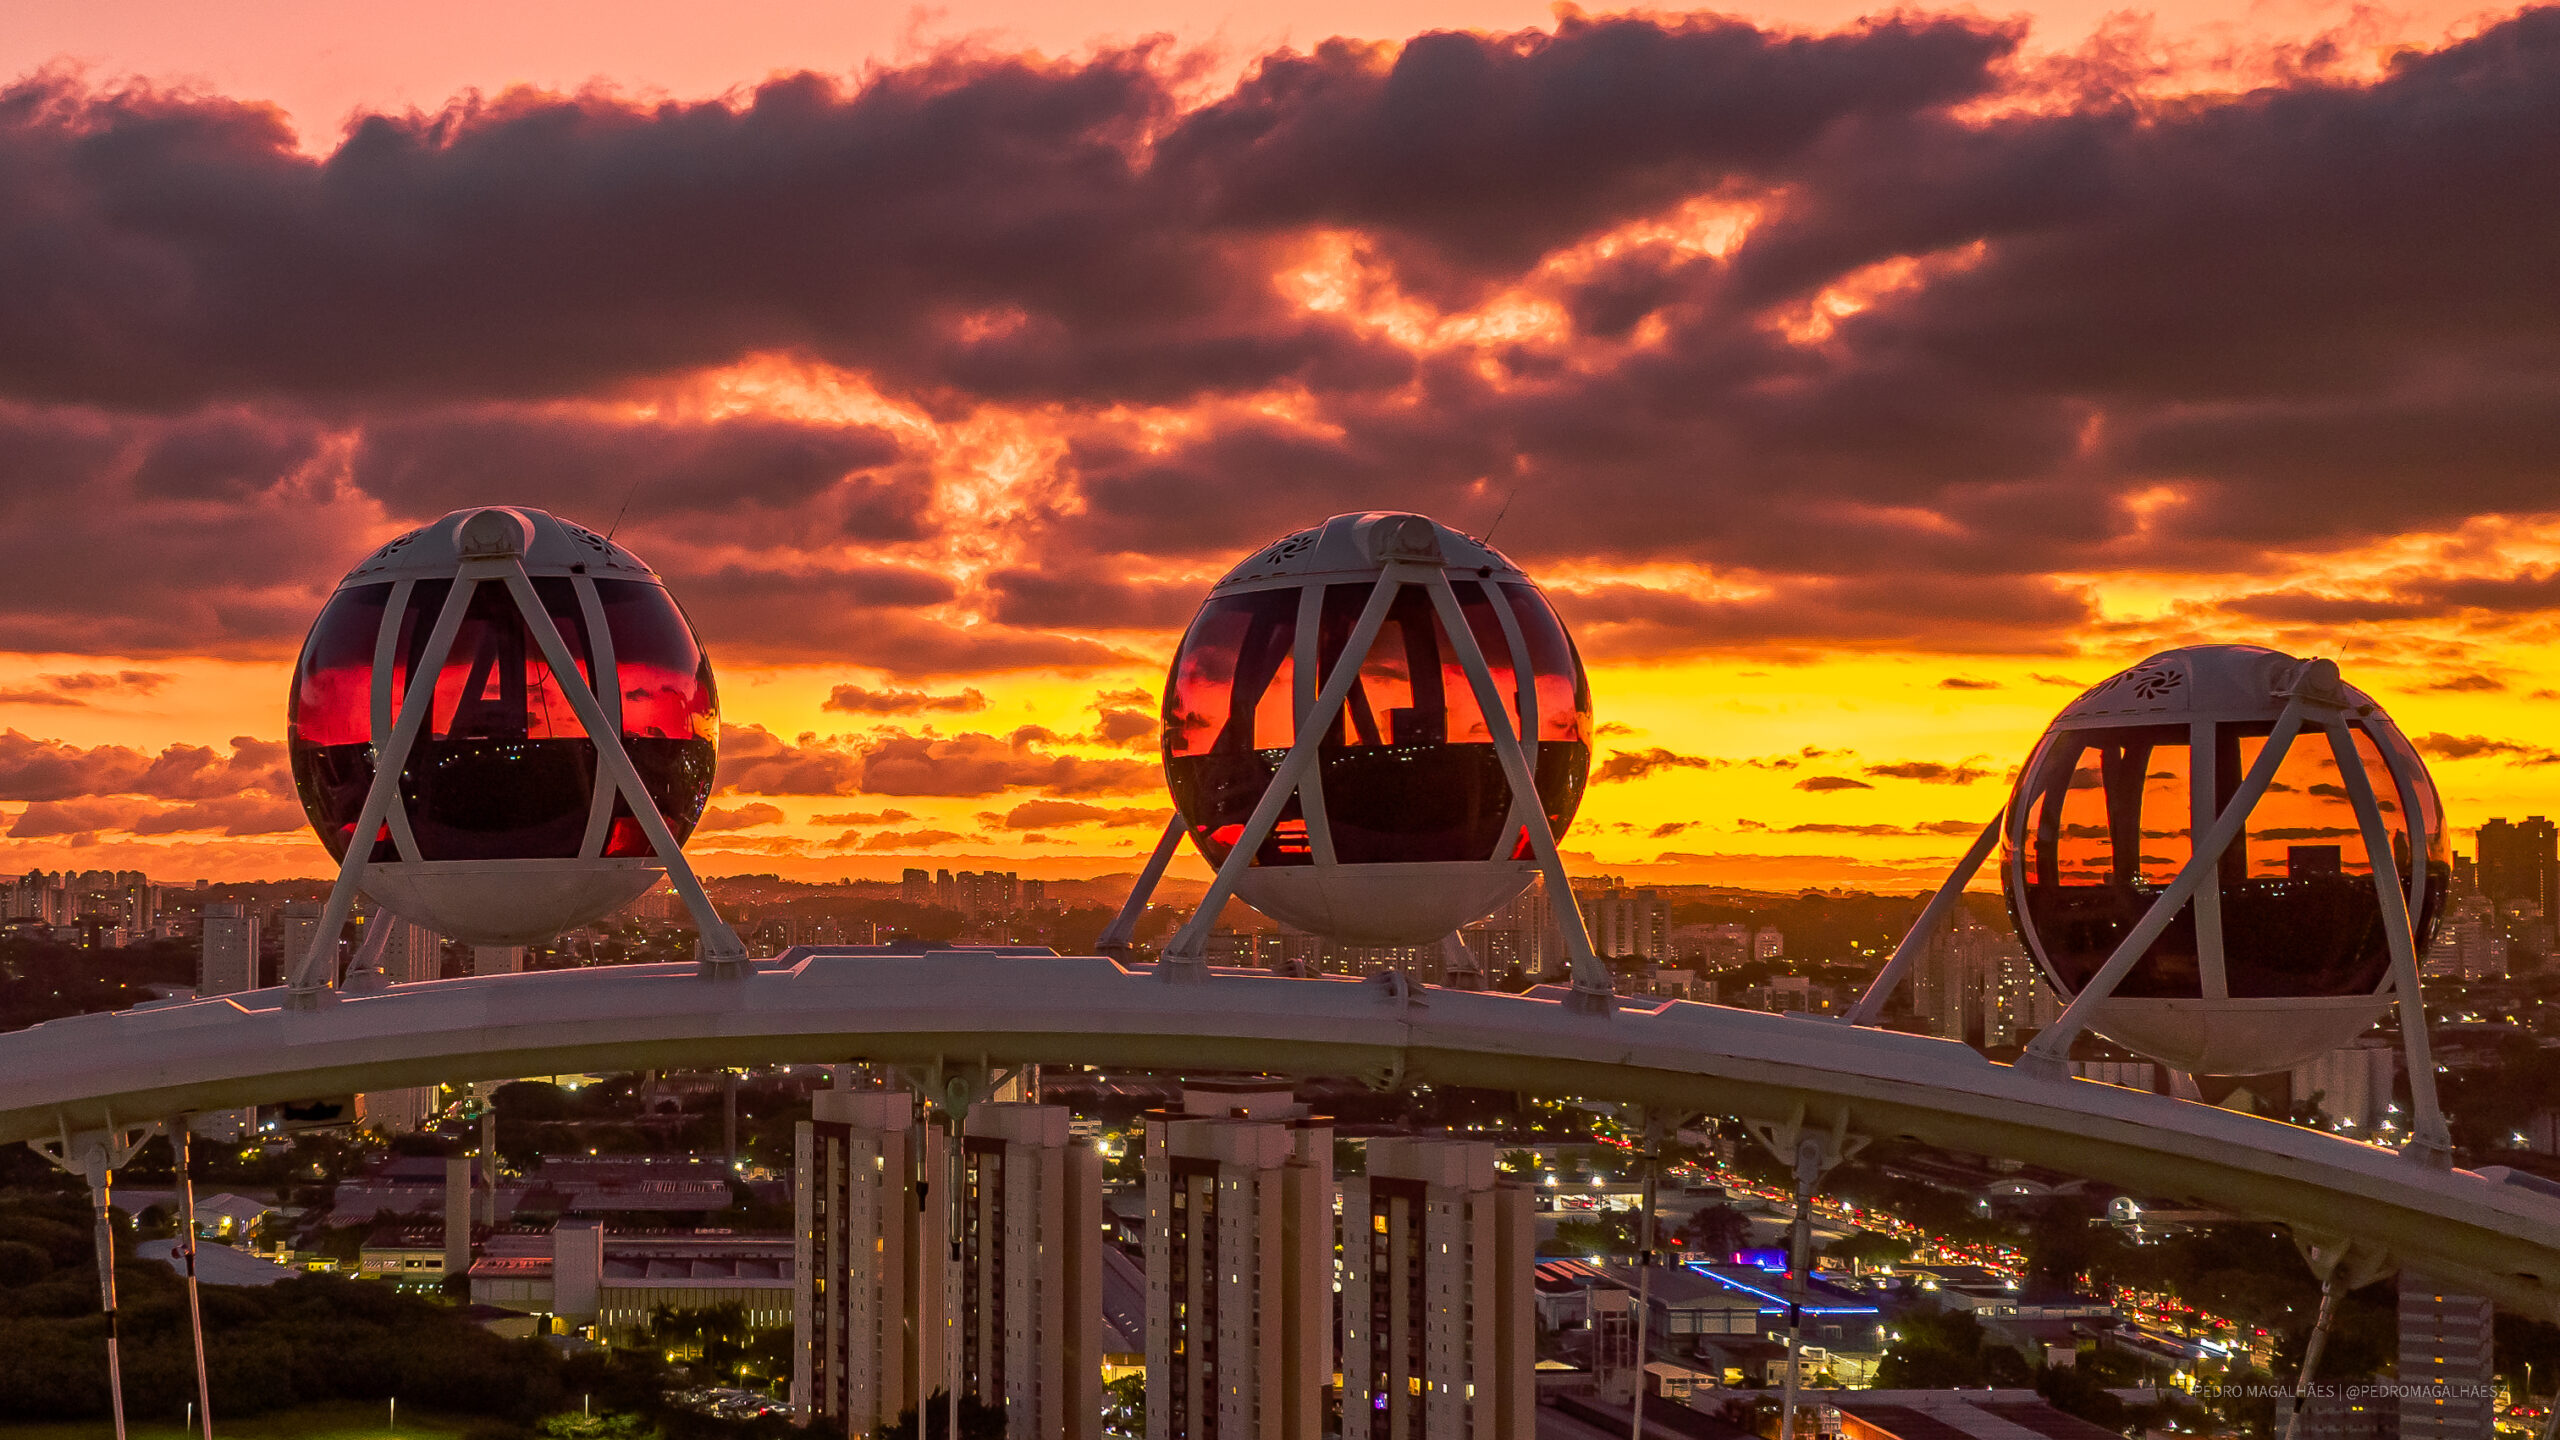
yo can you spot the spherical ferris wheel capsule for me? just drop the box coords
[2003,644,2448,1075]
[288,507,719,945]
[1161,512,1592,947]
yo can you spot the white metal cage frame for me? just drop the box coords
[1098,512,1615,1006]
[1853,651,2451,1162]
[287,507,746,1004]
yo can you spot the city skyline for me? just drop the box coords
[4,1,2560,892]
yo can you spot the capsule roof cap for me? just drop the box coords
[340,506,657,585]
[2052,643,2383,725]
[1211,512,1524,590]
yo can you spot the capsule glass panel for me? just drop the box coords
[289,577,718,864]
[2009,715,2446,1002]
[1163,587,1309,866]
[1160,578,1589,868]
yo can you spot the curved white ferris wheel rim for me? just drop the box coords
[3,950,2555,1317]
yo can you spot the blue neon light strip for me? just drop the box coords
[1680,1264,1880,1315]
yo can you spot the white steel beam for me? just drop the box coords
[5,956,2560,1317]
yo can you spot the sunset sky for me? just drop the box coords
[3,0,2557,892]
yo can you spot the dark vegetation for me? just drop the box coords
[0,936,194,1034]
[0,1187,788,1438]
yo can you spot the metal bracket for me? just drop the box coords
[2294,1229,2394,1292]
[29,1115,157,1183]
[893,1056,1017,1129]
[1742,1102,1866,1440]
[1367,968,1423,1007]
[1744,1100,1869,1178]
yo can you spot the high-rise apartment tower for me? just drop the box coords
[794,1089,948,1436]
[956,1103,1104,1440]
[2399,1270,2495,1440]
[1143,1081,1334,1440]
[1339,1138,1536,1440]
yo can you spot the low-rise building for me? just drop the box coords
[358,1222,453,1292]
[467,1223,794,1333]
[1832,1391,2124,1440]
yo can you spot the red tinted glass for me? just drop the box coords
[600,580,718,743]
[391,578,595,742]
[290,583,392,748]
[1163,589,1299,760]
[1500,582,1591,746]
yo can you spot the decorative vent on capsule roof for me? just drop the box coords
[1259,530,1318,566]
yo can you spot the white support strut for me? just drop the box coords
[288,569,485,1000]
[1420,571,1613,1004]
[1847,811,2004,1026]
[2320,720,2451,1164]
[1095,814,1187,955]
[497,567,745,974]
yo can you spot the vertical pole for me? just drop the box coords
[1419,573,1613,1006]
[175,1123,214,1440]
[86,1147,128,1440]
[498,567,747,972]
[2019,695,2310,1072]
[288,573,483,999]
[914,1108,932,1440]
[1778,1139,1822,1440]
[2322,721,2452,1163]
[1630,1116,1660,1440]
[480,1102,499,1227]
[724,1071,740,1171]
[946,1099,964,1440]
[2282,1272,2343,1440]
[1846,814,2004,1025]
[1095,815,1186,955]
[1160,573,1408,967]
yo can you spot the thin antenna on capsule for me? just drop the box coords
[607,474,646,541]
[1481,484,1523,545]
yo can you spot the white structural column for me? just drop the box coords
[2017,691,2312,1074]
[1158,569,1409,971]
[287,509,745,1001]
[1628,1114,1664,1440]
[1847,813,2004,1025]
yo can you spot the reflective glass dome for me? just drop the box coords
[288,508,718,943]
[1162,512,1591,945]
[2003,645,2447,1072]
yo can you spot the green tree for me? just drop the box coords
[1103,1373,1145,1439]
[1875,1306,2032,1389]
[537,1413,660,1440]
[1822,1229,1913,1272]
[878,1391,1006,1440]
[1680,1204,1752,1259]
[1545,1215,1637,1257]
